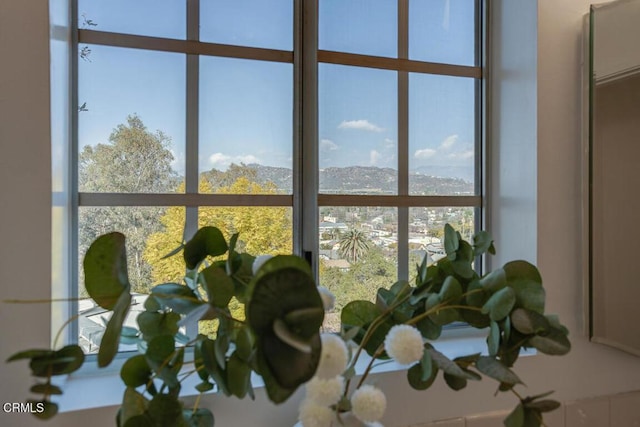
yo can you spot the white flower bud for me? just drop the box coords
[351,384,387,423]
[383,324,424,366]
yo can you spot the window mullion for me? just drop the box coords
[185,0,200,245]
[300,0,319,277]
[398,0,409,281]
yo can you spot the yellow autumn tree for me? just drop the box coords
[143,176,293,285]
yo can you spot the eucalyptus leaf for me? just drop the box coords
[29,400,58,420]
[444,223,459,260]
[183,227,228,270]
[439,276,462,302]
[504,403,525,427]
[99,290,132,368]
[482,286,516,321]
[504,261,545,313]
[184,408,215,427]
[120,355,152,388]
[528,327,571,355]
[524,399,561,413]
[407,359,438,390]
[510,308,550,335]
[427,348,476,380]
[29,345,85,377]
[479,268,507,293]
[137,311,180,341]
[473,230,495,256]
[341,300,382,329]
[487,320,500,356]
[475,356,523,385]
[226,353,251,398]
[7,349,54,362]
[197,339,229,396]
[235,326,254,362]
[200,266,234,308]
[30,383,63,395]
[148,394,184,427]
[151,283,202,314]
[119,387,148,427]
[444,372,467,391]
[83,232,131,310]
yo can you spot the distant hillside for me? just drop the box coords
[203,164,473,195]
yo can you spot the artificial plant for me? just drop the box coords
[6,224,570,427]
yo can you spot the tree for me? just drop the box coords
[338,229,371,263]
[143,176,292,285]
[78,114,178,293]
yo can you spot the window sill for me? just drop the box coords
[57,326,535,413]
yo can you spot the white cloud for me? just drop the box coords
[208,152,260,169]
[384,138,395,148]
[320,139,339,151]
[439,134,459,150]
[448,150,474,160]
[414,148,437,159]
[338,119,384,133]
[370,150,382,166]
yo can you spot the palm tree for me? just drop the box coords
[338,229,371,263]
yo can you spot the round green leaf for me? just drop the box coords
[29,345,85,377]
[184,227,228,270]
[511,308,550,335]
[29,400,58,420]
[407,360,438,390]
[83,232,131,310]
[200,266,234,308]
[504,261,545,313]
[482,286,516,321]
[121,355,152,387]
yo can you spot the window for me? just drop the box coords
[73,0,484,350]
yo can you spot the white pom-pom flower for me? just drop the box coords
[305,376,345,406]
[317,286,335,311]
[252,254,273,275]
[315,333,349,379]
[350,384,387,423]
[298,400,334,427]
[383,324,424,366]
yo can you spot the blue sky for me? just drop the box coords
[78,0,476,182]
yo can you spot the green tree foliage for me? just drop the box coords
[338,229,371,263]
[78,114,178,293]
[320,246,396,331]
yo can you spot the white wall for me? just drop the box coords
[2,1,640,426]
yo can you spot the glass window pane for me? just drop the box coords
[408,206,476,281]
[199,207,293,256]
[77,0,185,39]
[319,64,397,194]
[409,73,476,194]
[319,206,398,332]
[320,0,397,57]
[200,0,293,50]
[197,206,292,337]
[78,206,177,353]
[409,0,476,66]
[78,45,185,193]
[200,57,293,194]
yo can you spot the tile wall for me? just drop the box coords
[410,390,640,427]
